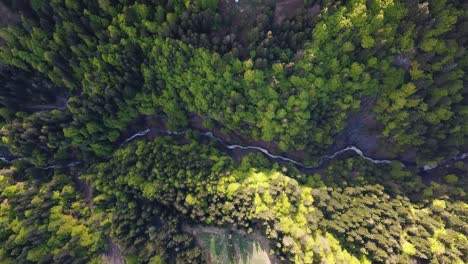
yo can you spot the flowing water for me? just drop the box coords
[2,128,465,172]
[120,129,400,169]
[117,129,468,171]
[201,132,392,169]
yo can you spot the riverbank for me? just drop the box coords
[117,114,467,183]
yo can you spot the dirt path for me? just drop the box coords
[77,178,93,209]
[26,95,68,111]
[65,160,122,264]
[103,237,125,264]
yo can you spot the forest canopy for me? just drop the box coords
[0,0,467,263]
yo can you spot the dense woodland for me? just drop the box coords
[0,0,467,263]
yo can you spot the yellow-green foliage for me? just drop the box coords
[432,199,446,210]
[214,170,360,263]
[95,138,468,263]
[0,173,104,263]
[402,241,416,256]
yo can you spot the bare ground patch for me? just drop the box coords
[329,97,400,161]
[274,0,321,25]
[0,2,20,27]
[183,225,280,264]
[103,237,125,264]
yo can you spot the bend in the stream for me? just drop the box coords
[4,128,463,173]
[419,152,468,172]
[124,129,397,169]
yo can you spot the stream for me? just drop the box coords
[121,128,467,172]
[1,128,466,172]
[0,157,23,164]
[0,156,81,170]
[202,131,393,169]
